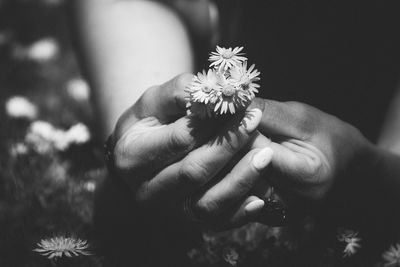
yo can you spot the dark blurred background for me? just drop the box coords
[0,1,400,267]
[0,0,105,266]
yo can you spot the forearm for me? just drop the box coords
[69,0,194,136]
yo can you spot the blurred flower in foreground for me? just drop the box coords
[66,78,91,101]
[9,142,29,157]
[25,121,91,154]
[382,244,400,267]
[337,228,362,257]
[26,37,59,62]
[186,46,260,117]
[33,236,90,259]
[222,247,239,266]
[5,96,38,119]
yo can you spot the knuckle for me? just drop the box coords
[174,73,194,91]
[302,156,325,185]
[286,101,317,137]
[235,176,255,193]
[223,138,242,155]
[178,159,210,189]
[168,128,193,153]
[173,73,194,108]
[251,97,266,112]
[140,85,161,115]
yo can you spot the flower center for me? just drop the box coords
[222,85,236,96]
[221,50,234,59]
[241,80,250,90]
[202,85,212,93]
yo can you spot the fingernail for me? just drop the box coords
[242,108,262,132]
[244,199,265,215]
[252,147,273,171]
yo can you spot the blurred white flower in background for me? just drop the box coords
[25,121,91,154]
[26,121,58,154]
[83,181,96,193]
[33,236,90,259]
[5,96,38,119]
[66,78,90,101]
[26,37,59,62]
[66,123,91,145]
[9,142,29,157]
[222,247,239,266]
[382,244,400,267]
[337,228,362,257]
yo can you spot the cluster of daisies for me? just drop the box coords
[186,46,260,117]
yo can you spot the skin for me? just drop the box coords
[70,0,400,229]
[111,74,272,227]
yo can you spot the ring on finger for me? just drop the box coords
[258,186,289,226]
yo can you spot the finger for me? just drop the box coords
[114,73,193,138]
[114,115,220,181]
[136,108,263,206]
[207,196,265,230]
[191,147,273,221]
[256,98,316,140]
[267,141,328,200]
[229,195,265,226]
[139,73,192,122]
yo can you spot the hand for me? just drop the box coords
[111,73,274,228]
[255,99,372,203]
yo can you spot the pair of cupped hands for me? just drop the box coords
[110,73,370,229]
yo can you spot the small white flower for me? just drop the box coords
[343,237,361,257]
[25,121,57,154]
[65,123,91,145]
[9,142,29,156]
[26,37,59,62]
[229,61,260,98]
[29,120,56,140]
[209,46,247,71]
[213,75,249,115]
[382,244,400,267]
[66,78,90,101]
[5,96,38,119]
[33,236,90,259]
[222,247,239,266]
[186,69,221,104]
[52,129,70,151]
[25,121,90,153]
[337,228,362,257]
[83,181,96,192]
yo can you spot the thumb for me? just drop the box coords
[268,141,325,194]
[114,73,193,139]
